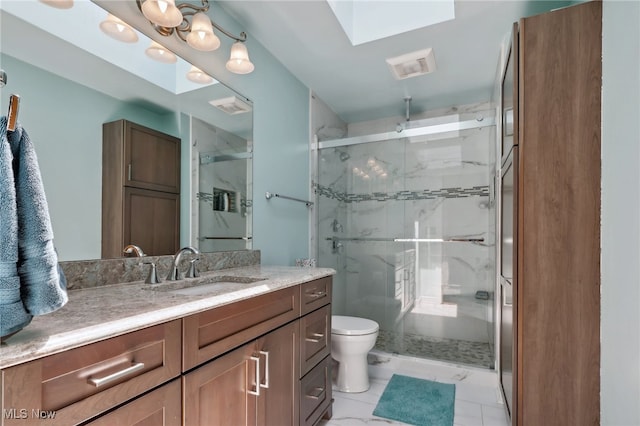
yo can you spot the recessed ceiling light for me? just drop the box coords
[386,48,437,80]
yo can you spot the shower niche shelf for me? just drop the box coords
[212,187,238,213]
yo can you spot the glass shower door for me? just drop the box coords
[316,121,495,368]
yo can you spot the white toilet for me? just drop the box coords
[331,315,379,393]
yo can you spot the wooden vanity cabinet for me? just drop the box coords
[183,321,299,426]
[183,278,333,426]
[298,280,332,426]
[87,379,182,426]
[0,277,334,426]
[102,119,181,258]
[0,320,181,426]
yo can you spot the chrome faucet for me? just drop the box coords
[166,246,200,281]
[123,244,146,257]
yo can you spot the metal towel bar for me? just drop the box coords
[325,236,484,243]
[265,191,314,207]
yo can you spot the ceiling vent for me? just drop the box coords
[386,48,437,80]
[208,96,252,115]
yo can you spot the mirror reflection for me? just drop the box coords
[0,0,253,261]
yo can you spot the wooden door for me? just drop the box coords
[124,187,179,256]
[183,342,258,426]
[255,321,299,426]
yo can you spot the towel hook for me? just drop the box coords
[7,94,20,132]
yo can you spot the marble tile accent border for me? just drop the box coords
[315,183,489,203]
[60,250,261,290]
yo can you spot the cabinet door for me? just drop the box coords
[87,379,181,426]
[183,342,258,426]
[124,187,179,256]
[124,121,180,193]
[256,321,299,426]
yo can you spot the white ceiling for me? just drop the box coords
[217,0,570,123]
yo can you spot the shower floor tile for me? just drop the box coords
[375,329,494,369]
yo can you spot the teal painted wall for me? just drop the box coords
[601,0,640,423]
[165,3,312,266]
[1,2,312,265]
[0,53,182,261]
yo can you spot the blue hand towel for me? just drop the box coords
[0,117,31,337]
[0,117,67,338]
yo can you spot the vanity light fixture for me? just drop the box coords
[100,14,139,43]
[187,65,214,84]
[136,0,254,74]
[145,40,178,63]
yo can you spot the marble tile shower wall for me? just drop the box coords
[316,113,493,342]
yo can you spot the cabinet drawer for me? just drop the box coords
[301,277,332,315]
[87,379,181,426]
[300,355,333,426]
[183,286,300,371]
[300,305,331,377]
[1,320,181,425]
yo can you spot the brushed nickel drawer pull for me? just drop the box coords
[306,291,326,299]
[306,386,325,399]
[87,362,145,388]
[248,356,261,396]
[305,333,325,343]
[259,350,270,389]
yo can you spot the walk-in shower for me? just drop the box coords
[314,111,496,368]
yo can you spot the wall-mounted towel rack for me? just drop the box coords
[325,236,485,243]
[265,191,314,207]
[200,236,252,241]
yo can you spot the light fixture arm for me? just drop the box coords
[135,0,247,43]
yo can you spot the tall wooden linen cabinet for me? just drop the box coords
[102,120,181,258]
[499,2,601,425]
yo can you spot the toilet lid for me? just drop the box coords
[332,315,379,336]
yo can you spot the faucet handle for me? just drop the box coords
[142,261,161,284]
[186,259,199,279]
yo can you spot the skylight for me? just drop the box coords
[326,0,455,46]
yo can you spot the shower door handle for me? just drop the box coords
[501,279,513,307]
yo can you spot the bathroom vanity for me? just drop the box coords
[0,264,334,426]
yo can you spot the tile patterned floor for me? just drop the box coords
[319,351,510,426]
[376,330,495,369]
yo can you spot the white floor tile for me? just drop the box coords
[323,351,509,426]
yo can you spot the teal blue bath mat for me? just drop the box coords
[373,374,455,426]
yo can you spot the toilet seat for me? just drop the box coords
[332,315,379,336]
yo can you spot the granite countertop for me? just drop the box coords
[0,265,335,369]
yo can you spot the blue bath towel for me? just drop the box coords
[1,117,67,337]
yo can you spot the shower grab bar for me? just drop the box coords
[200,236,252,240]
[325,236,484,243]
[265,192,314,207]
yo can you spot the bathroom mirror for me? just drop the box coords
[0,1,253,261]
